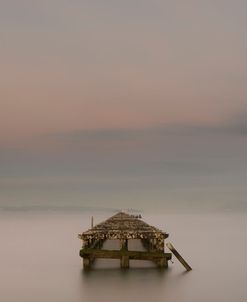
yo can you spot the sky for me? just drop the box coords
[1,1,247,212]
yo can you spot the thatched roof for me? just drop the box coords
[79,212,168,241]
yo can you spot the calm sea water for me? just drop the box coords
[0,210,246,302]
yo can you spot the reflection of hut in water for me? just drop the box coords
[78,211,172,269]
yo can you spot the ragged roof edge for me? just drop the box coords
[79,212,168,240]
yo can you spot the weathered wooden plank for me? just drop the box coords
[166,242,192,271]
[80,248,172,261]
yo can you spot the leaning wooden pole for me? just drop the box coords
[166,242,192,271]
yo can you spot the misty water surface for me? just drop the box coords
[0,210,246,302]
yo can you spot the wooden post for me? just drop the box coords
[120,239,128,250]
[157,257,168,268]
[120,254,129,268]
[120,239,129,268]
[141,239,150,250]
[156,238,164,252]
[91,216,94,228]
[166,242,192,271]
[83,257,91,270]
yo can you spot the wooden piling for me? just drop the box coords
[156,257,168,268]
[83,257,91,270]
[120,254,129,268]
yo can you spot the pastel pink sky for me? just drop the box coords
[1,0,247,145]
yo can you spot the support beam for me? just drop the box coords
[166,242,192,271]
[80,248,172,261]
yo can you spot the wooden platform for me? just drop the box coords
[78,212,172,269]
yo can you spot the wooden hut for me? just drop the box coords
[78,212,172,269]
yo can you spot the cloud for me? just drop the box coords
[44,116,247,147]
